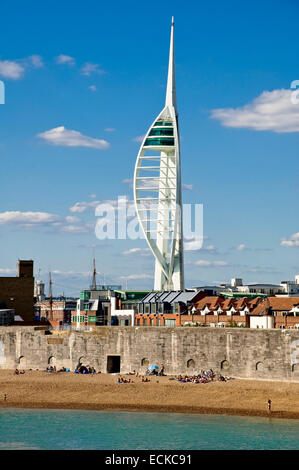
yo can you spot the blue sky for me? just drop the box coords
[0,0,299,295]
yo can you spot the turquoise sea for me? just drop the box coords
[0,408,299,450]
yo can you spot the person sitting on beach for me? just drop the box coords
[14,369,19,375]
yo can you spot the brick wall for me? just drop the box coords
[0,277,34,322]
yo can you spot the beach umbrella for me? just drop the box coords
[148,365,159,370]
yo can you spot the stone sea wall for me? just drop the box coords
[0,326,299,381]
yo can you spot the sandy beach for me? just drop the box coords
[0,370,299,420]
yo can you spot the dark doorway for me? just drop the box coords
[107,355,121,373]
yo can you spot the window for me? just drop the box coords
[138,304,143,314]
[145,304,150,314]
[165,319,176,327]
[149,128,174,137]
[154,121,173,127]
[144,138,175,147]
[136,318,140,326]
[151,303,156,314]
[174,303,179,313]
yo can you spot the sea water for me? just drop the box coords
[0,408,298,450]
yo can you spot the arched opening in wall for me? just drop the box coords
[220,360,229,370]
[18,356,26,368]
[256,362,264,371]
[48,356,56,365]
[187,359,195,369]
[77,356,86,368]
[141,358,149,367]
[292,364,299,374]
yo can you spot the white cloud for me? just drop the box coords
[281,232,299,247]
[122,178,133,187]
[28,55,44,68]
[122,248,151,256]
[52,269,90,277]
[119,274,153,280]
[236,243,246,251]
[184,236,204,251]
[0,210,91,234]
[89,194,97,199]
[132,135,145,142]
[60,224,89,234]
[70,197,135,214]
[88,85,97,92]
[182,184,193,191]
[37,126,110,149]
[0,60,25,80]
[55,54,75,66]
[70,200,102,213]
[65,216,80,223]
[0,268,16,275]
[211,89,299,133]
[184,235,215,252]
[194,260,228,267]
[105,128,115,132]
[0,211,61,226]
[80,62,106,76]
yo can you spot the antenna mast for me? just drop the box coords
[49,271,53,321]
[92,250,97,289]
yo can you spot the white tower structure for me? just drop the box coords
[134,18,184,291]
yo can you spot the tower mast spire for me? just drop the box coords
[165,16,177,114]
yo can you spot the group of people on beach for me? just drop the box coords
[117,374,151,384]
[176,369,228,384]
[74,365,96,375]
[14,369,25,375]
[46,366,70,373]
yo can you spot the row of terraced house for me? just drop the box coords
[135,291,299,329]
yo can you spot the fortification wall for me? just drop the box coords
[0,326,299,381]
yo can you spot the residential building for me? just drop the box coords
[194,278,286,297]
[250,297,299,329]
[279,276,299,296]
[180,296,263,327]
[35,298,77,328]
[71,285,121,329]
[135,290,206,327]
[110,290,150,326]
[0,260,34,322]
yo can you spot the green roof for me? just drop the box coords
[220,292,268,298]
[114,290,151,301]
